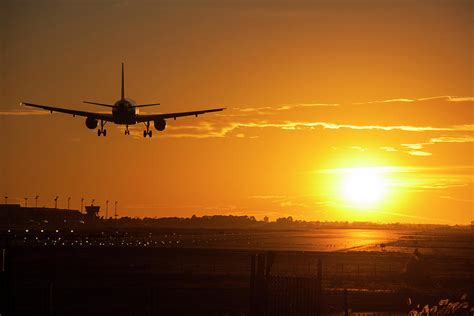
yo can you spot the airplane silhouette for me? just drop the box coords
[21,63,225,137]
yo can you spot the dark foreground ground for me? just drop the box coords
[1,227,473,315]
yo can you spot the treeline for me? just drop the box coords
[109,214,448,230]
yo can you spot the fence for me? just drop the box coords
[249,252,323,316]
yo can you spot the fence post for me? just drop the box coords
[256,253,266,316]
[48,280,53,316]
[316,259,322,316]
[344,288,348,316]
[0,249,7,315]
[249,254,256,316]
[1,247,14,316]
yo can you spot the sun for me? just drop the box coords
[340,167,387,207]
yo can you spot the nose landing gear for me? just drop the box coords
[143,121,152,138]
[97,120,107,136]
[125,125,130,135]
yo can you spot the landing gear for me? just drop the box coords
[125,125,130,135]
[97,120,107,136]
[143,121,152,138]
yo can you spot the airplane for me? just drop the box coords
[21,63,225,137]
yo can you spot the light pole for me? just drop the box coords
[114,201,118,220]
[35,195,39,208]
[54,196,59,209]
[67,197,71,210]
[81,198,84,213]
[24,197,28,208]
[106,200,109,220]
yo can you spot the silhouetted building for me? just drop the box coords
[0,204,83,227]
[85,205,100,222]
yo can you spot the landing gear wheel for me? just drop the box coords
[148,130,152,138]
[103,129,107,136]
[143,130,147,138]
[98,129,101,136]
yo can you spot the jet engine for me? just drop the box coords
[85,117,98,129]
[154,119,166,131]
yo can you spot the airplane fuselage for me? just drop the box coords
[112,98,137,124]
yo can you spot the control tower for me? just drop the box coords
[85,205,100,221]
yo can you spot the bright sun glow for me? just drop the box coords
[340,167,387,208]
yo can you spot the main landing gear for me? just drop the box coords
[125,125,130,135]
[143,121,152,138]
[97,120,107,136]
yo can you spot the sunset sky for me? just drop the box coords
[0,0,472,224]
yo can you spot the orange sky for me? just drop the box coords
[0,0,472,224]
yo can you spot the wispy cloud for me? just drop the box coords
[429,136,474,143]
[399,135,474,157]
[417,96,474,102]
[160,121,474,139]
[0,110,50,116]
[439,195,474,203]
[5,95,472,142]
[407,150,432,157]
[234,102,339,114]
[380,146,397,152]
[355,95,474,105]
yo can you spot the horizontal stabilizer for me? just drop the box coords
[83,101,114,107]
[132,103,161,108]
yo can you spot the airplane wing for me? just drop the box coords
[21,102,114,121]
[136,107,225,122]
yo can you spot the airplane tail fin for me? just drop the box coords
[121,62,125,100]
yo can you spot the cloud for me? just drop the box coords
[407,150,432,157]
[234,102,339,114]
[355,95,474,105]
[418,96,474,102]
[398,135,474,157]
[429,136,474,144]
[439,195,474,203]
[349,146,367,151]
[248,195,287,199]
[6,95,471,141]
[162,120,473,139]
[353,98,415,104]
[402,143,425,150]
[380,146,397,152]
[0,110,50,116]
